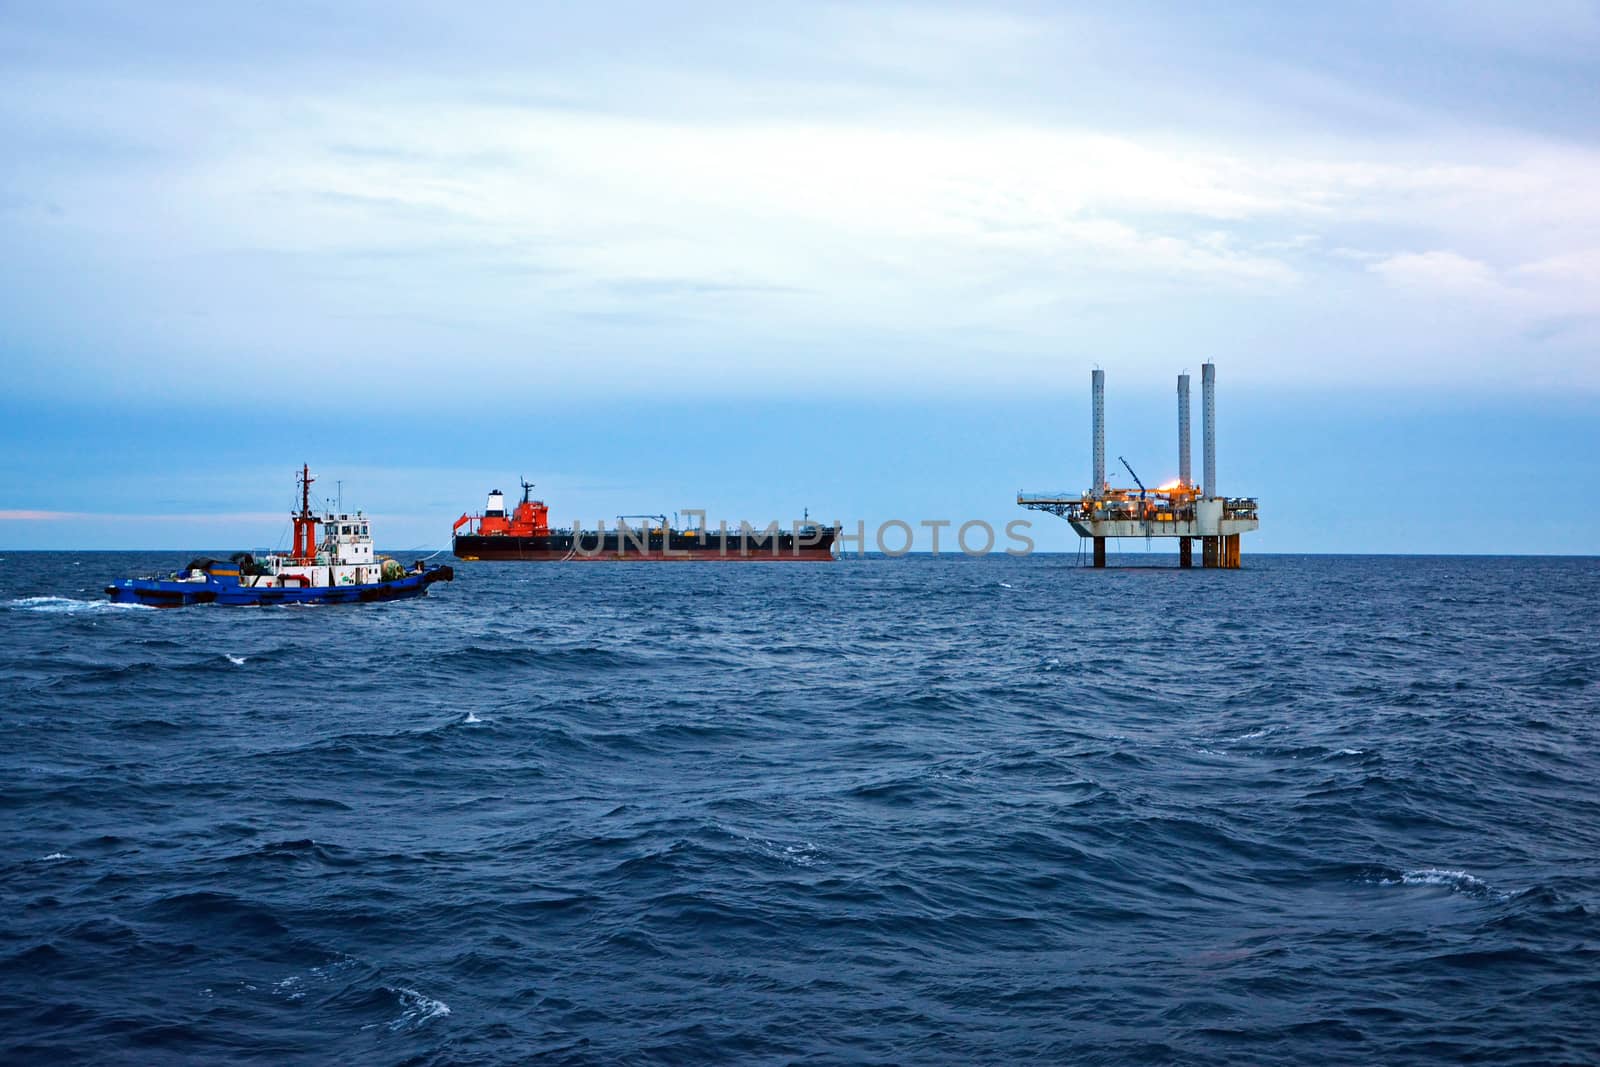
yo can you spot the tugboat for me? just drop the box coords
[452,481,837,561]
[105,466,454,607]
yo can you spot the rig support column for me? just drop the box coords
[1202,362,1216,498]
[1179,538,1193,568]
[1093,536,1107,568]
[1092,369,1106,498]
[1202,536,1219,568]
[1178,373,1191,488]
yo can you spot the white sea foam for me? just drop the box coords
[719,821,823,868]
[388,986,451,1030]
[463,712,484,725]
[1334,748,1365,756]
[998,581,1014,589]
[753,831,821,867]
[272,958,356,1003]
[759,838,820,867]
[9,596,153,614]
[40,852,69,861]
[780,842,821,867]
[225,654,247,666]
[1378,867,1504,899]
[1399,868,1484,889]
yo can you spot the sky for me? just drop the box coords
[1,1,1597,553]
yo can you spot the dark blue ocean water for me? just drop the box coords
[3,551,1598,1065]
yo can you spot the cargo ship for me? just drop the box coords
[105,465,453,606]
[452,482,837,561]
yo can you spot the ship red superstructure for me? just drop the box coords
[453,481,548,539]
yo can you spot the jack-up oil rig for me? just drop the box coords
[1018,363,1259,568]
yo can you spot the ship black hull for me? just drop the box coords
[454,529,836,561]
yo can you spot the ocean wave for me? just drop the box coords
[224,838,357,868]
[140,891,290,940]
[433,643,647,674]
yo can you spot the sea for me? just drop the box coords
[2,551,1597,1065]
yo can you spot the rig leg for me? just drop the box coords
[1202,536,1218,568]
[1179,539,1193,568]
[1093,537,1107,568]
[1224,534,1241,568]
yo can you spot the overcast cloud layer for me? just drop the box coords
[2,3,1598,554]
[4,1,1599,407]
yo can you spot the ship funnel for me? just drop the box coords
[1092,368,1105,497]
[1201,362,1216,497]
[1177,373,1191,488]
[486,489,505,518]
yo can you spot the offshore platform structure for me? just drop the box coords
[1018,363,1259,568]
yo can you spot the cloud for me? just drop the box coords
[1369,248,1600,327]
[1369,251,1499,293]
[1513,248,1600,288]
[4,3,1600,399]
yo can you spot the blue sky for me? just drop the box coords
[1,2,1596,552]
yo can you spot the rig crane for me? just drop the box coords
[1119,456,1147,503]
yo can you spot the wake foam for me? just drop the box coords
[225,654,247,666]
[9,596,153,614]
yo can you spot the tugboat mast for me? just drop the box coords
[291,464,317,561]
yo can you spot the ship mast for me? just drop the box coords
[291,464,317,561]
